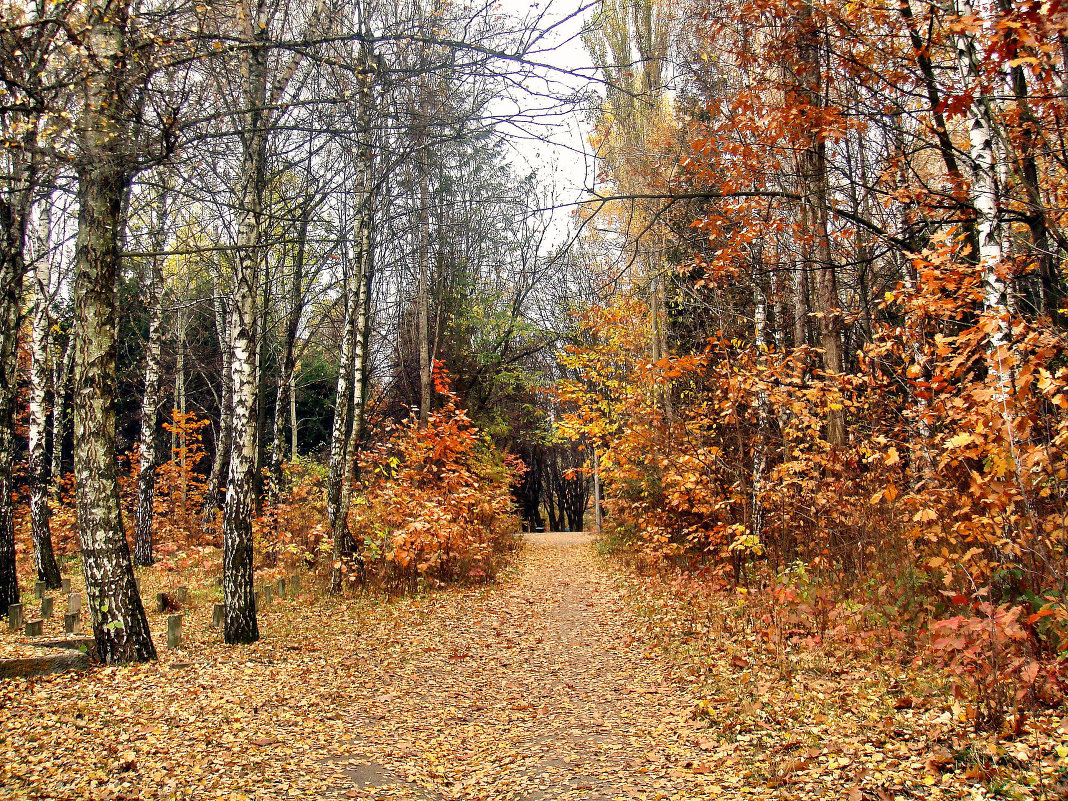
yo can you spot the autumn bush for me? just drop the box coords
[559,288,1068,725]
[151,410,212,545]
[256,456,330,569]
[347,370,522,590]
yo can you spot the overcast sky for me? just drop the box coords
[498,0,599,214]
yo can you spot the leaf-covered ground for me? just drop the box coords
[1,533,1066,800]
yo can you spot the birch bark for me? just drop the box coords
[0,178,30,609]
[134,191,167,566]
[221,0,268,644]
[331,51,376,589]
[71,0,155,662]
[29,199,61,587]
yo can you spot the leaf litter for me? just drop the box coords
[1,531,1066,799]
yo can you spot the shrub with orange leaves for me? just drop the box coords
[256,456,330,568]
[558,284,1068,725]
[152,410,211,545]
[349,368,522,589]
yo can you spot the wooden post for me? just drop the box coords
[167,614,182,649]
[7,603,23,631]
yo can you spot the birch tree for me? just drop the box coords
[71,0,155,662]
[28,195,61,588]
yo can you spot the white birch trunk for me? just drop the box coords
[29,199,60,587]
[222,2,267,644]
[134,192,167,566]
[71,0,156,663]
[751,286,769,545]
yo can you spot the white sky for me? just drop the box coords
[498,0,599,219]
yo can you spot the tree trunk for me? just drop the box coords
[331,120,376,591]
[793,4,846,446]
[953,0,1006,342]
[222,8,267,645]
[750,283,769,546]
[898,0,979,262]
[271,217,308,495]
[791,259,808,349]
[0,189,29,610]
[73,6,156,659]
[544,460,559,531]
[204,286,233,521]
[592,445,602,535]
[252,257,269,515]
[175,314,187,507]
[29,199,61,587]
[995,0,1064,321]
[50,333,73,493]
[134,218,165,566]
[290,367,298,458]
[416,166,432,426]
[327,264,358,542]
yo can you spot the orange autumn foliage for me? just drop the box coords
[348,368,522,588]
[557,287,1068,724]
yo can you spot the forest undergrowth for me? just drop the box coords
[611,542,1068,800]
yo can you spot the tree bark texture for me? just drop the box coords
[0,189,29,610]
[29,201,61,587]
[331,187,374,590]
[793,4,847,445]
[222,6,268,644]
[327,263,358,540]
[72,0,156,661]
[134,218,166,566]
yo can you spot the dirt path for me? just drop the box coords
[318,531,708,800]
[0,534,712,801]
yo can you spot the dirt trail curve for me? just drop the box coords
[1,533,713,800]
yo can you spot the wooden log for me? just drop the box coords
[0,651,90,679]
[28,636,94,652]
